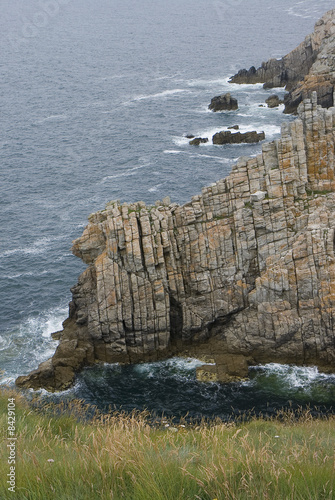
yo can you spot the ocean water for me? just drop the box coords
[1,0,335,418]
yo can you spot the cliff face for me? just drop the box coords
[16,92,335,391]
[230,9,335,113]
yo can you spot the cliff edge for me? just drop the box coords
[230,9,335,113]
[16,93,335,391]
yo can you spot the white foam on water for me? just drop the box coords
[148,183,163,193]
[0,236,66,259]
[35,114,68,124]
[2,270,50,279]
[0,306,68,384]
[101,163,149,183]
[163,150,184,154]
[174,124,272,148]
[134,357,206,376]
[183,77,231,88]
[172,135,193,147]
[238,123,281,137]
[128,88,190,103]
[246,363,335,394]
[188,153,231,162]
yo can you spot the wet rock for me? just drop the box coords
[212,130,265,145]
[265,94,284,108]
[208,93,238,111]
[189,137,209,146]
[228,125,239,130]
[229,8,335,113]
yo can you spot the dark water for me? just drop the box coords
[1,0,335,417]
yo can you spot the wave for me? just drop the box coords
[101,163,150,183]
[148,183,163,193]
[188,153,231,163]
[0,236,66,259]
[126,88,191,104]
[183,76,264,90]
[1,270,50,279]
[35,114,68,124]
[174,122,281,146]
[0,305,68,385]
[133,357,206,379]
[245,363,335,403]
[163,150,184,154]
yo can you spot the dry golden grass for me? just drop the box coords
[0,387,334,499]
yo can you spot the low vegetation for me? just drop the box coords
[0,388,334,499]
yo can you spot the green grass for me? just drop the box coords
[0,388,334,499]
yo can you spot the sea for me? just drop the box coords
[1,0,335,420]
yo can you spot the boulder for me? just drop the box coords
[265,94,284,108]
[208,93,238,112]
[212,130,265,145]
[189,137,209,146]
[228,125,239,130]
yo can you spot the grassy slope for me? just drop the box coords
[0,388,334,500]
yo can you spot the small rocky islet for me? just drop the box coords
[16,8,335,391]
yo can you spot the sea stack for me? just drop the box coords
[208,93,238,111]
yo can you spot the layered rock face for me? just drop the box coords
[16,93,335,391]
[230,9,335,113]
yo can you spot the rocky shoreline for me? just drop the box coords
[16,9,335,392]
[230,8,335,113]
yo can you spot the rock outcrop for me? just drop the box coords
[265,95,284,108]
[229,9,335,113]
[209,93,238,111]
[16,93,335,391]
[189,137,209,146]
[212,130,265,145]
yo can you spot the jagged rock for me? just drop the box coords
[265,94,284,108]
[208,93,238,112]
[212,130,265,145]
[189,137,209,146]
[16,93,335,391]
[186,134,195,139]
[230,8,335,113]
[250,191,267,202]
[228,125,239,130]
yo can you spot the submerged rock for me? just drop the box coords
[208,93,238,111]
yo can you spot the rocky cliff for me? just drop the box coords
[230,9,335,113]
[16,92,335,391]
